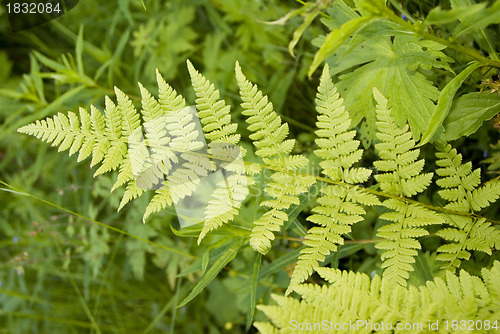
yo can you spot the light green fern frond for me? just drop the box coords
[117,71,195,215]
[142,70,188,220]
[111,86,141,191]
[257,261,500,333]
[288,65,378,293]
[187,60,254,243]
[435,144,500,271]
[372,87,441,287]
[235,61,316,254]
[125,73,210,220]
[187,60,241,146]
[18,68,215,223]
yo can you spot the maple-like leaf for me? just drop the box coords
[330,34,453,146]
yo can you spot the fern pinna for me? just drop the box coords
[435,144,500,270]
[18,62,500,326]
[235,62,316,254]
[256,260,500,334]
[372,87,444,286]
[288,65,378,292]
[187,60,256,243]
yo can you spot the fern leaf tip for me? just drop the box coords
[372,86,384,102]
[186,59,195,74]
[17,125,29,133]
[321,63,330,76]
[235,62,245,80]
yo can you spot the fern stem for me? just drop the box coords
[243,165,500,225]
[276,235,383,244]
[280,114,315,132]
[17,124,499,225]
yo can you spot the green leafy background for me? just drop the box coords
[1,0,500,333]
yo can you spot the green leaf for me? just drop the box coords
[29,54,46,104]
[176,241,233,278]
[334,35,452,145]
[308,15,375,77]
[76,24,84,75]
[330,242,371,262]
[454,0,500,37]
[424,3,486,26]
[289,7,320,57]
[246,253,261,330]
[443,93,500,141]
[170,223,203,238]
[201,250,210,276]
[177,239,244,307]
[420,61,481,146]
[258,247,303,280]
[450,0,500,61]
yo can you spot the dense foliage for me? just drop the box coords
[1,0,500,333]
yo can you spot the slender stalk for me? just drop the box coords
[381,6,500,68]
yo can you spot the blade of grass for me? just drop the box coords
[177,239,245,307]
[246,253,261,330]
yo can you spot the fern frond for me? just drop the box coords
[187,60,241,146]
[18,68,216,224]
[118,180,144,211]
[435,144,500,271]
[235,61,316,254]
[288,65,377,293]
[187,60,253,242]
[372,87,440,287]
[257,261,500,333]
[372,88,433,197]
[142,71,188,220]
[111,87,140,192]
[252,322,279,334]
[140,105,209,221]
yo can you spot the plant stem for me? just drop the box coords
[382,6,500,68]
[388,0,416,23]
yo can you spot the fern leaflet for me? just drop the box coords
[256,260,500,333]
[435,144,500,271]
[187,60,254,243]
[288,65,378,293]
[235,61,316,254]
[372,87,442,287]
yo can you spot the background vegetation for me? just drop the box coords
[1,0,499,333]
